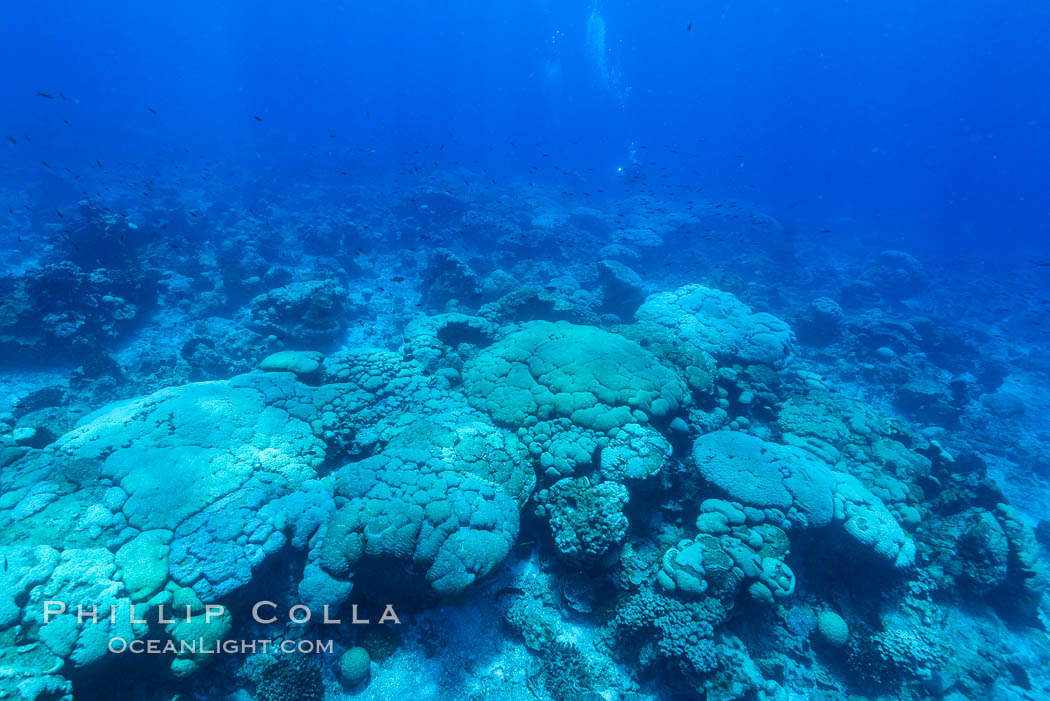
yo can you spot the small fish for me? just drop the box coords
[96,159,103,168]
[5,136,14,143]
[328,133,337,138]
[252,115,262,121]
[37,91,54,99]
[496,586,525,598]
[147,107,157,115]
[63,119,69,124]
[55,208,63,218]
[41,161,51,168]
[187,210,197,217]
[440,143,445,151]
[391,275,405,282]
[1036,262,1050,267]
[687,22,692,31]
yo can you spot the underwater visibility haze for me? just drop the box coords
[2,1,1050,700]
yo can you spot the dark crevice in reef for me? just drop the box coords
[69,632,190,701]
[435,320,495,350]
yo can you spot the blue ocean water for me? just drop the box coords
[1,2,1049,700]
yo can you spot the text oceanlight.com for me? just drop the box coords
[108,638,334,655]
[41,600,400,656]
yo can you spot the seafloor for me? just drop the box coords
[1,174,1049,701]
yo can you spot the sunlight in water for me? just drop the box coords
[585,3,625,105]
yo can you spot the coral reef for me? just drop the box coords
[1,189,1047,701]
